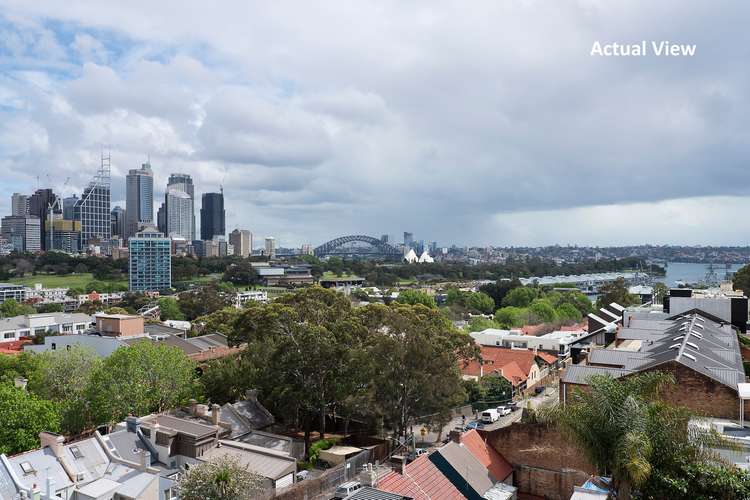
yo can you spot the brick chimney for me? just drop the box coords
[211,404,220,425]
[449,430,461,444]
[39,432,64,458]
[189,399,198,416]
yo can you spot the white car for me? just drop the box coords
[496,406,512,416]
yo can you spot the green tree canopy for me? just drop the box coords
[158,297,185,321]
[734,264,750,296]
[529,298,557,324]
[0,299,36,318]
[87,342,200,425]
[466,292,496,314]
[222,261,259,287]
[596,277,640,310]
[0,384,60,455]
[395,289,437,308]
[176,454,265,500]
[501,286,539,308]
[494,306,530,328]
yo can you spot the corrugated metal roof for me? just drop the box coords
[348,486,411,500]
[561,365,632,385]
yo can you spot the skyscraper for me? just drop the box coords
[403,232,414,249]
[75,155,111,246]
[165,173,195,240]
[200,192,225,241]
[264,236,276,259]
[1,216,41,252]
[229,229,252,257]
[125,162,154,239]
[11,193,28,216]
[62,195,78,220]
[128,227,171,292]
[28,188,58,251]
[110,206,125,237]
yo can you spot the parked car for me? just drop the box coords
[296,470,311,482]
[496,406,511,416]
[534,386,545,395]
[508,401,519,411]
[333,481,362,499]
[465,420,484,430]
[415,448,428,456]
[481,409,500,423]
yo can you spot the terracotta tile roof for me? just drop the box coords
[461,346,538,386]
[460,430,513,482]
[378,453,466,500]
[0,339,32,354]
[536,352,558,365]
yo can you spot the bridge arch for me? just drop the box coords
[314,235,401,258]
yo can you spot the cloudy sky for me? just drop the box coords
[1,1,749,247]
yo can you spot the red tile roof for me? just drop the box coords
[460,430,513,482]
[0,339,32,355]
[378,453,466,500]
[461,346,538,386]
[536,352,558,365]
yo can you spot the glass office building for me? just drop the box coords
[128,227,171,292]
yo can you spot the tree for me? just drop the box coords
[0,299,36,318]
[0,384,60,455]
[596,277,640,309]
[87,342,200,425]
[529,298,557,323]
[178,285,232,320]
[395,289,437,308]
[501,287,539,308]
[466,316,500,332]
[479,279,522,309]
[176,454,265,500]
[494,306,530,328]
[541,372,731,500]
[734,265,750,296]
[222,261,259,287]
[556,303,583,323]
[158,297,185,321]
[359,303,477,438]
[466,292,496,314]
[652,282,668,305]
[480,375,512,402]
[35,303,64,313]
[28,346,101,434]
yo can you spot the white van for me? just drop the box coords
[481,409,500,423]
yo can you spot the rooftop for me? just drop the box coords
[378,453,465,500]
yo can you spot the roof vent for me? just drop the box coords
[693,323,704,330]
[690,331,703,339]
[683,352,696,361]
[686,341,699,350]
[669,344,681,350]
[673,336,685,341]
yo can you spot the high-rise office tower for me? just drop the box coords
[11,193,28,216]
[156,202,167,235]
[264,236,276,259]
[125,162,154,239]
[403,231,414,249]
[111,206,125,237]
[128,227,171,292]
[62,195,78,220]
[165,173,195,240]
[200,192,225,241]
[1,215,41,252]
[75,155,112,246]
[28,189,58,251]
[229,229,252,257]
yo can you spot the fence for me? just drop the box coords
[274,449,375,500]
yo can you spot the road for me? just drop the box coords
[418,386,559,444]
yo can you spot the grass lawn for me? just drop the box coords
[8,273,128,289]
[320,271,363,280]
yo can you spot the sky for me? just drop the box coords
[1,1,749,248]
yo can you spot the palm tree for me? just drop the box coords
[540,371,716,500]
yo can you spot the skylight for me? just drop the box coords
[19,462,34,474]
[70,446,84,459]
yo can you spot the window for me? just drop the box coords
[19,462,34,474]
[51,343,56,350]
[69,446,84,459]
[3,332,14,339]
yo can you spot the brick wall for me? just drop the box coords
[482,423,593,499]
[515,465,589,500]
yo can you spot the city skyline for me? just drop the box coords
[2,2,750,247]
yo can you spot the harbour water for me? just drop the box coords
[661,261,746,287]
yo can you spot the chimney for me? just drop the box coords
[149,422,160,450]
[392,455,407,475]
[39,432,64,458]
[449,430,461,443]
[45,477,55,500]
[245,389,258,402]
[211,404,220,425]
[125,416,141,433]
[138,449,150,471]
[189,399,198,416]
[14,377,28,390]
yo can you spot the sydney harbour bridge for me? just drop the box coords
[314,235,402,259]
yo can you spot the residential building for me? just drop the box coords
[461,345,550,393]
[378,452,465,500]
[164,173,195,240]
[0,283,25,303]
[75,157,112,246]
[1,215,41,252]
[264,236,276,259]
[229,229,252,257]
[0,312,92,343]
[430,441,517,499]
[470,328,586,358]
[664,287,748,332]
[561,308,747,420]
[111,205,125,237]
[235,290,269,307]
[28,188,58,251]
[128,227,171,292]
[24,284,69,305]
[200,192,225,240]
[125,162,154,239]
[11,192,28,216]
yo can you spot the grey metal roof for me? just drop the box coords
[561,365,633,385]
[186,333,229,350]
[348,486,412,500]
[432,441,495,496]
[588,349,648,369]
[200,442,296,480]
[7,447,74,493]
